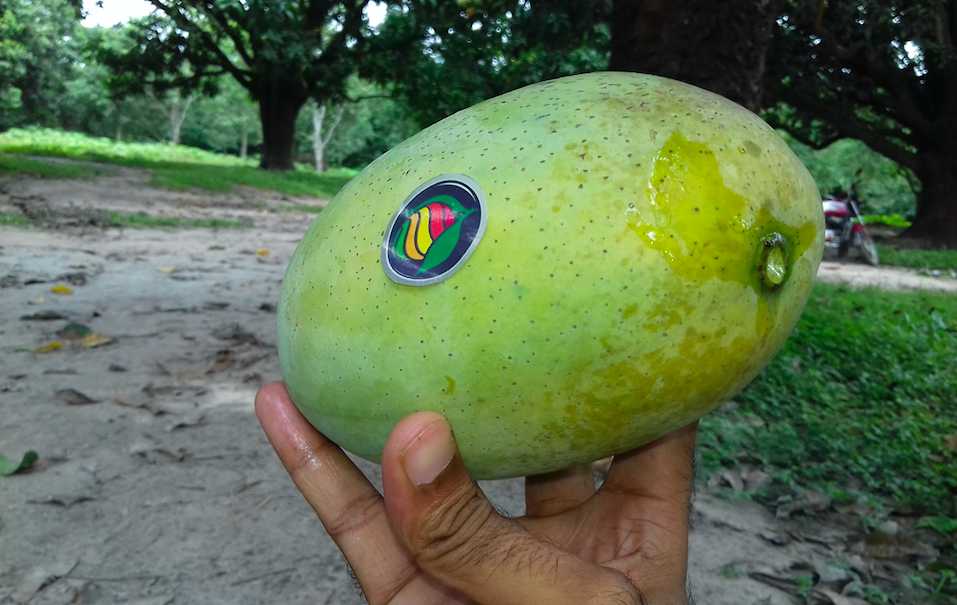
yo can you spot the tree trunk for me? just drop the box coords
[905,152,957,247]
[609,0,779,111]
[311,102,346,173]
[312,103,327,172]
[257,87,307,171]
[168,94,194,145]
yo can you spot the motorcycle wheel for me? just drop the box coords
[861,236,880,266]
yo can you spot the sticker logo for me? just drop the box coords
[382,174,487,286]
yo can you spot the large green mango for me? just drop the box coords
[278,72,823,479]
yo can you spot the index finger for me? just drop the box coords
[255,383,419,604]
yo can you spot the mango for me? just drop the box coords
[278,72,823,479]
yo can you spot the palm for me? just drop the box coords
[256,383,694,605]
[390,429,696,604]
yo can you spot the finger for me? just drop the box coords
[524,464,595,517]
[603,421,698,503]
[601,422,698,597]
[255,383,423,605]
[381,411,639,605]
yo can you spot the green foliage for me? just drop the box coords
[861,214,912,229]
[149,163,354,198]
[366,1,609,125]
[877,246,957,272]
[0,128,355,198]
[0,154,101,179]
[0,211,29,226]
[917,516,957,535]
[0,128,250,166]
[105,212,247,230]
[0,450,38,476]
[699,284,957,514]
[778,132,918,216]
[0,0,82,128]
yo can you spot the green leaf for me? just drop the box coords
[0,450,38,476]
[417,214,468,274]
[917,516,957,535]
[393,217,410,260]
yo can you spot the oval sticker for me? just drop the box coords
[381,174,487,286]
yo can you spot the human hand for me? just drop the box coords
[256,382,695,605]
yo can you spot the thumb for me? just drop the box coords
[381,412,639,605]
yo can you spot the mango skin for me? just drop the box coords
[278,72,823,479]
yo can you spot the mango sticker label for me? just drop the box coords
[382,174,487,286]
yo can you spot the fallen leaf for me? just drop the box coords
[212,322,262,346]
[759,529,791,546]
[776,490,832,518]
[20,311,67,321]
[55,388,98,406]
[256,247,270,257]
[158,266,177,274]
[720,469,744,492]
[57,322,92,340]
[43,368,77,375]
[80,332,114,348]
[112,397,168,416]
[27,494,95,507]
[207,349,236,373]
[916,516,957,535]
[55,271,87,286]
[742,468,771,491]
[945,433,957,452]
[0,450,39,476]
[34,340,64,353]
[10,559,78,603]
[812,588,869,605]
[50,284,74,295]
[129,442,189,463]
[166,412,206,432]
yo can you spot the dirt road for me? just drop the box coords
[1,169,948,604]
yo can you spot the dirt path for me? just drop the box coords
[0,170,946,604]
[817,261,957,293]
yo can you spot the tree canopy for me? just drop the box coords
[768,0,957,244]
[104,1,379,169]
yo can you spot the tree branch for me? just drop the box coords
[321,104,346,146]
[192,1,255,67]
[811,5,932,139]
[148,0,254,89]
[782,86,919,171]
[343,92,393,102]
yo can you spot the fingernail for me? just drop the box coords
[402,419,455,486]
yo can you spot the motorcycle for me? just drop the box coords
[822,196,879,266]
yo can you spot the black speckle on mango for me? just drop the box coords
[278,72,824,479]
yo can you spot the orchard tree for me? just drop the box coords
[104,1,377,170]
[0,0,84,127]
[364,0,608,126]
[769,0,957,246]
[608,0,781,111]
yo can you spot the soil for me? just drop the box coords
[1,167,951,605]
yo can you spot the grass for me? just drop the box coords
[0,128,356,198]
[0,154,102,179]
[0,209,247,230]
[877,245,957,272]
[861,213,912,229]
[700,283,957,515]
[105,211,248,230]
[0,212,31,226]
